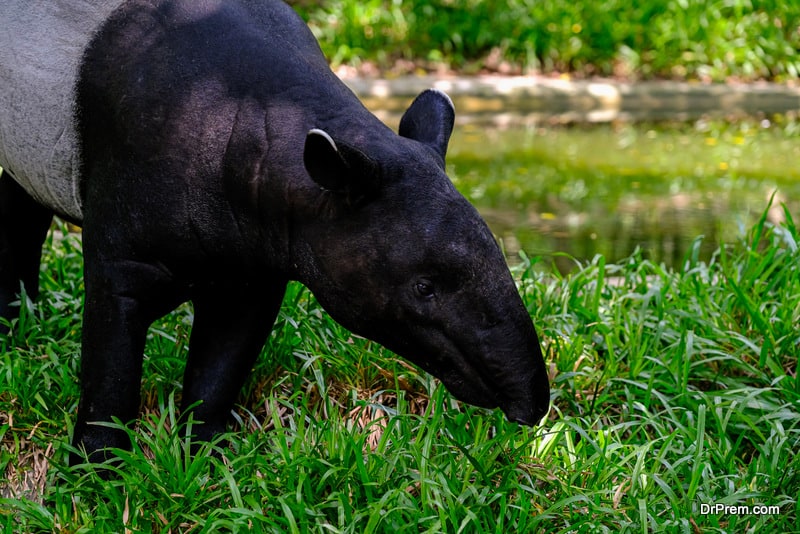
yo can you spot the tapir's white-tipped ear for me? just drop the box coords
[398,89,455,167]
[304,128,380,205]
[304,129,343,192]
[308,128,337,152]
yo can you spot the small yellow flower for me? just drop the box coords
[719,162,729,171]
[705,137,717,146]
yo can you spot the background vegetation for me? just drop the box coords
[290,0,800,81]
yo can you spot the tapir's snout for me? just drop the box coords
[429,319,550,428]
[478,313,550,427]
[498,357,550,426]
[504,392,550,426]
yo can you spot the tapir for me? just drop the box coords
[0,0,549,464]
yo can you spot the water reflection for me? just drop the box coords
[446,121,800,273]
[482,194,724,274]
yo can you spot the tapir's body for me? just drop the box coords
[0,0,549,464]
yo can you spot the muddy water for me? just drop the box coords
[445,120,800,273]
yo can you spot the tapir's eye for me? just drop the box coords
[414,280,436,299]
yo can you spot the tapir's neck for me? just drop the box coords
[255,91,397,276]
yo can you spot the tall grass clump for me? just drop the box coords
[291,0,800,81]
[1,206,798,532]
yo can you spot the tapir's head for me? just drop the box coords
[293,89,549,426]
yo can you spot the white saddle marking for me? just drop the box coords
[0,1,126,221]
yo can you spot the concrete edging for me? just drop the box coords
[341,75,800,123]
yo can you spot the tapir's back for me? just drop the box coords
[0,1,125,222]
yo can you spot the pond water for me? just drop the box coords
[444,119,800,273]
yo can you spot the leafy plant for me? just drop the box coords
[290,0,800,81]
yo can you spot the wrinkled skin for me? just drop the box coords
[0,0,549,465]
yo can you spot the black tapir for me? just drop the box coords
[0,0,549,463]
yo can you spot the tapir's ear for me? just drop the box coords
[304,128,380,205]
[398,89,455,167]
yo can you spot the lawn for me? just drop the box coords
[1,205,798,532]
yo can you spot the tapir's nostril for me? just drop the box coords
[509,414,534,426]
[505,400,549,427]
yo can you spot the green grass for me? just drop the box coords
[290,0,800,81]
[1,206,799,532]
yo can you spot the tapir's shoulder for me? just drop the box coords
[83,0,333,102]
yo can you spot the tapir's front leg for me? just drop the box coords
[182,281,286,441]
[0,172,53,331]
[71,245,184,465]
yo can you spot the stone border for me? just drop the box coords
[341,75,800,124]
